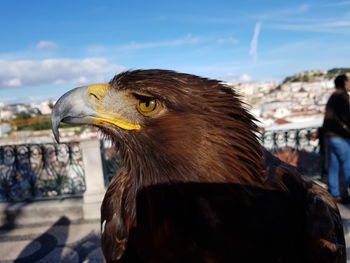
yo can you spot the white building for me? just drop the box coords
[0,123,11,136]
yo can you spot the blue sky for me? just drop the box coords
[1,0,350,104]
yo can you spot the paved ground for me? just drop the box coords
[1,204,350,262]
[0,217,102,263]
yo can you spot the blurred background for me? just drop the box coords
[1,1,350,262]
[1,0,350,143]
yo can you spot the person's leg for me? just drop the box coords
[327,138,341,197]
[338,138,350,192]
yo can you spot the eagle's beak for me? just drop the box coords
[51,86,96,143]
[51,84,140,143]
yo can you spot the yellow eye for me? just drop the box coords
[137,99,158,114]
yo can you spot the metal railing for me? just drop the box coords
[100,140,120,187]
[260,127,323,179]
[0,142,86,202]
[260,127,320,152]
[100,127,323,187]
[0,126,321,202]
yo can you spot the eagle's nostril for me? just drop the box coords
[89,93,100,100]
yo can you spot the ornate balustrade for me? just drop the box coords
[100,127,323,187]
[260,127,323,179]
[260,127,320,152]
[100,140,120,187]
[0,142,85,202]
[0,127,320,202]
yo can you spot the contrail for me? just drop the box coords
[249,22,262,64]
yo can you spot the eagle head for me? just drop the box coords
[52,69,263,186]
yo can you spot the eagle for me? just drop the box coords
[51,69,346,263]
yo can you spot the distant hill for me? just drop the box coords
[327,68,350,74]
[281,68,350,85]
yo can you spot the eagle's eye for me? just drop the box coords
[138,99,157,113]
[133,94,161,116]
[133,93,162,116]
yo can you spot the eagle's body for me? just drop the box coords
[52,70,346,263]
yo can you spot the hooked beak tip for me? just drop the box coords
[51,115,61,143]
[50,86,91,144]
[54,131,60,144]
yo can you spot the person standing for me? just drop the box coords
[323,74,350,203]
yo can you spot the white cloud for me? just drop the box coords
[255,4,310,20]
[86,35,201,56]
[327,1,350,6]
[217,37,239,45]
[298,4,310,12]
[325,21,350,27]
[216,72,253,83]
[239,74,252,82]
[269,20,350,34]
[0,58,124,89]
[5,78,21,87]
[120,34,200,50]
[36,41,58,49]
[75,76,88,85]
[0,95,52,105]
[249,22,262,64]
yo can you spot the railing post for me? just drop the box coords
[80,139,105,220]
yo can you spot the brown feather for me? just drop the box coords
[98,70,345,263]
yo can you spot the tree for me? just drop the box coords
[15,112,31,120]
[48,100,54,110]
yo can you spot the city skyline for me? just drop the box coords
[1,0,350,104]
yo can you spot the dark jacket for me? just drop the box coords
[323,89,350,139]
